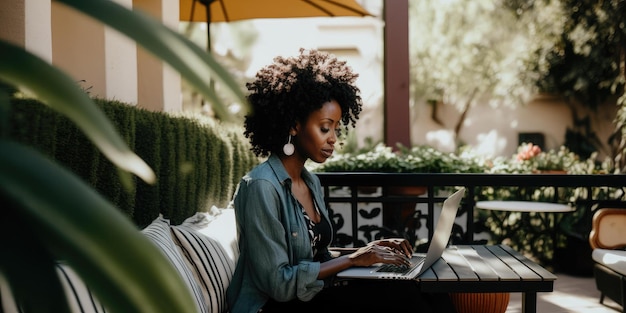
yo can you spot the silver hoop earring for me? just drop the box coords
[283,135,295,156]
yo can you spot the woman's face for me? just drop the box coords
[294,100,342,163]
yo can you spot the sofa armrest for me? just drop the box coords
[590,208,626,250]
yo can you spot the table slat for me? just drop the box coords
[454,246,500,281]
[500,245,557,281]
[420,257,459,281]
[471,245,521,281]
[486,245,542,281]
[417,266,437,280]
[442,248,479,281]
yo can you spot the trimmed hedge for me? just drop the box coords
[7,98,258,227]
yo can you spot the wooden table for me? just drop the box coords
[417,244,556,313]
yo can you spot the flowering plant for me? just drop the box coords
[311,143,486,173]
[310,141,609,175]
[515,143,579,172]
[516,143,542,161]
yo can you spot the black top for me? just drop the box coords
[300,200,333,261]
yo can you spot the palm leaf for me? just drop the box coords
[0,140,197,313]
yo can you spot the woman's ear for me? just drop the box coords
[291,122,300,136]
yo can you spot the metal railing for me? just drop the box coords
[316,172,626,251]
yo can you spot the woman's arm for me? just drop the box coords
[318,254,355,279]
[318,243,412,279]
[236,179,323,301]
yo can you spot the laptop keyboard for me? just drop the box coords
[376,255,425,274]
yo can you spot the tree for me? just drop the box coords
[517,0,625,165]
[409,0,625,169]
[409,0,534,141]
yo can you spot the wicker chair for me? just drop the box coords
[589,208,626,312]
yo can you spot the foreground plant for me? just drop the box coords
[0,0,246,312]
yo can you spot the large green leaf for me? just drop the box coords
[0,41,155,186]
[0,203,72,313]
[55,0,249,121]
[0,140,197,313]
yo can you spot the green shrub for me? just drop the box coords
[7,97,257,226]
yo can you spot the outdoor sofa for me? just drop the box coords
[1,205,238,313]
[589,207,626,312]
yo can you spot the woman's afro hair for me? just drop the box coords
[243,48,362,157]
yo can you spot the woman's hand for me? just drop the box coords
[369,238,413,258]
[347,241,412,267]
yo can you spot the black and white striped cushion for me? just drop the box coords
[172,225,235,313]
[1,217,212,313]
[183,208,239,264]
[0,263,107,313]
[142,216,209,313]
[56,263,107,313]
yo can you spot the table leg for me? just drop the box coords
[521,292,537,313]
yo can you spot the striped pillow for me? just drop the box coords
[0,263,107,313]
[1,217,212,313]
[142,216,209,313]
[181,207,239,263]
[55,263,107,313]
[172,225,235,313]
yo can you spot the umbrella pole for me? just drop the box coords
[204,1,211,53]
[200,0,215,113]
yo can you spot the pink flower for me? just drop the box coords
[516,143,541,161]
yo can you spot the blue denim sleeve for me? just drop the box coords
[235,178,324,302]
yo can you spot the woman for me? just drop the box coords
[226,48,455,313]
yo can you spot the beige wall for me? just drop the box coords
[2,0,181,112]
[411,95,618,159]
[51,0,138,104]
[0,0,25,47]
[52,2,108,99]
[0,0,52,62]
[135,0,182,112]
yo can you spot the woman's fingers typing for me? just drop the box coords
[349,244,411,267]
[370,238,413,257]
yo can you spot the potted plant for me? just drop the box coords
[315,142,486,174]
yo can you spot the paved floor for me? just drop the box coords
[505,272,622,313]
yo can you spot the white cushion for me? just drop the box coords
[592,248,626,276]
[142,216,209,313]
[181,206,239,263]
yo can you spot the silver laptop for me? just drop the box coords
[336,187,465,280]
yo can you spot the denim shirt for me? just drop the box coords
[226,154,333,313]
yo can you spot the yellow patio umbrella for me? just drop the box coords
[179,0,372,116]
[181,0,372,23]
[180,0,373,50]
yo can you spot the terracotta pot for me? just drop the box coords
[382,186,427,232]
[387,185,428,195]
[357,186,379,194]
[532,169,567,174]
[450,292,510,313]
